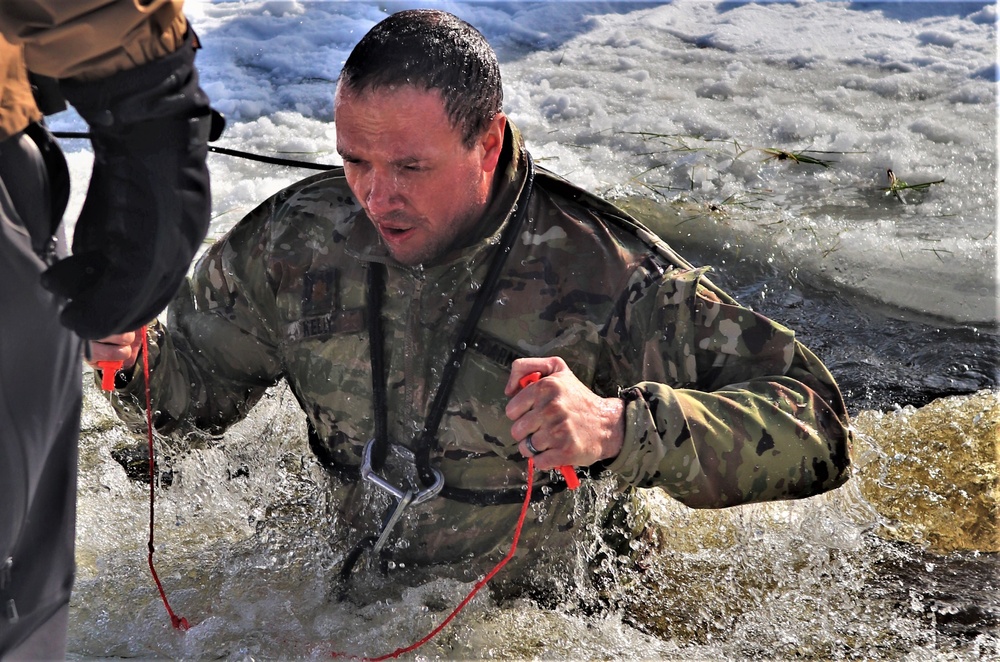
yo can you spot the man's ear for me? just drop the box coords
[480,112,507,173]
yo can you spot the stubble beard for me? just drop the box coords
[379,205,485,268]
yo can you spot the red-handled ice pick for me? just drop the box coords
[517,371,580,490]
[96,361,124,391]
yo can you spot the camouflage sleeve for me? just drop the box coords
[109,198,285,435]
[601,265,853,508]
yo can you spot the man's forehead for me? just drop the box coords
[334,82,446,111]
[334,84,459,156]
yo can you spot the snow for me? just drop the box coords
[49,0,998,322]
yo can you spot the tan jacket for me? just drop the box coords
[0,0,187,140]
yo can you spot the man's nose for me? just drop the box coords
[365,169,403,216]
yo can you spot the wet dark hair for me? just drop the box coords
[338,9,504,147]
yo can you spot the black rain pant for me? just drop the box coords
[0,125,81,659]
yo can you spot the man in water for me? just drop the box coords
[89,9,851,592]
[0,1,214,656]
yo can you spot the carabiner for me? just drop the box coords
[360,438,445,554]
[360,438,444,504]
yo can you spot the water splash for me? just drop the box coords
[70,377,998,659]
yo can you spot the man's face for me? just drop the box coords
[335,85,506,266]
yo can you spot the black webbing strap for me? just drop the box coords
[366,262,390,471]
[366,153,536,487]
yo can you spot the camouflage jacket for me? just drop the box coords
[111,124,852,572]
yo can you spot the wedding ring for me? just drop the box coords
[525,434,541,455]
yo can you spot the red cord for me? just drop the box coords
[132,325,537,648]
[334,457,537,661]
[142,325,190,631]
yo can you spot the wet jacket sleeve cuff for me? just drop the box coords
[600,384,685,487]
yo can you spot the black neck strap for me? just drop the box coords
[367,153,536,487]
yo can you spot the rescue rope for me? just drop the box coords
[51,131,337,171]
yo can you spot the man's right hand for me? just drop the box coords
[87,331,143,372]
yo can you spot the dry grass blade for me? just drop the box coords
[761,148,839,167]
[884,169,945,203]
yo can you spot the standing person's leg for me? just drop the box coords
[4,606,69,661]
[0,127,81,659]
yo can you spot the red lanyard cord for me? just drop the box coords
[141,325,189,630]
[338,456,536,661]
[95,326,188,630]
[103,327,541,653]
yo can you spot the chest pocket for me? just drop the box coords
[278,265,374,452]
[442,324,601,459]
[444,330,525,458]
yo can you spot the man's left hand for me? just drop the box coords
[504,357,625,471]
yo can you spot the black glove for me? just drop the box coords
[41,30,221,340]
